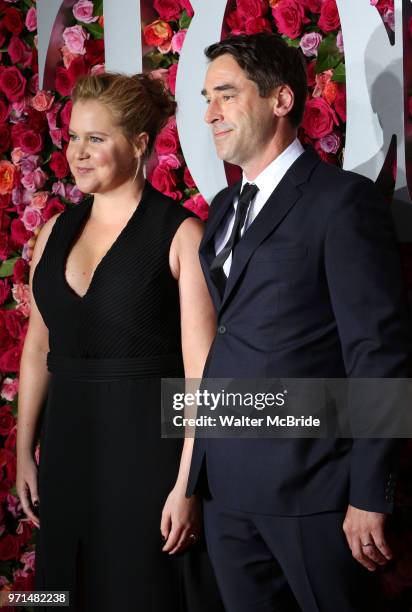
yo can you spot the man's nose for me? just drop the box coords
[204,99,222,124]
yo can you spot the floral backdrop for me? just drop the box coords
[0,0,411,609]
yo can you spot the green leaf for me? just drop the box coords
[0,257,19,278]
[83,23,104,39]
[179,9,192,30]
[282,36,300,49]
[93,0,104,17]
[332,62,346,83]
[316,34,341,73]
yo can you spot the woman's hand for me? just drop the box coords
[16,455,40,529]
[161,484,202,555]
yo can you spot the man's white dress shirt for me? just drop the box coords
[214,138,305,277]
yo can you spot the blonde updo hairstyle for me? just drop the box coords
[71,72,176,159]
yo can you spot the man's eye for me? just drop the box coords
[222,95,234,101]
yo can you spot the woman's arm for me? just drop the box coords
[161,216,216,554]
[16,213,61,527]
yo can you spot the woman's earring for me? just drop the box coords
[133,156,141,182]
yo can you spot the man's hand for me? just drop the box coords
[343,504,392,571]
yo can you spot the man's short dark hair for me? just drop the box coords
[205,33,308,128]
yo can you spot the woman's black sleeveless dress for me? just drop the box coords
[32,181,223,611]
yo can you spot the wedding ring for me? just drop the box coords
[361,542,374,547]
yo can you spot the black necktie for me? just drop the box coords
[210,182,259,296]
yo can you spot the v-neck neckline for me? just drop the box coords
[63,181,151,301]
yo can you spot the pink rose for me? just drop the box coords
[272,0,309,39]
[11,148,25,165]
[66,184,83,204]
[154,0,181,21]
[300,32,322,57]
[25,7,37,32]
[52,182,66,197]
[150,68,169,87]
[171,30,187,54]
[62,25,88,55]
[62,45,77,69]
[168,63,178,96]
[158,153,181,169]
[6,494,21,518]
[155,117,179,155]
[318,0,340,33]
[1,377,19,402]
[31,191,48,209]
[302,97,339,138]
[73,0,98,23]
[50,129,63,148]
[237,0,267,19]
[46,102,62,131]
[22,206,42,231]
[336,30,344,53]
[12,282,30,316]
[319,132,341,154]
[21,168,47,193]
[31,90,54,112]
[20,551,35,573]
[19,155,40,175]
[90,64,105,76]
[184,194,209,221]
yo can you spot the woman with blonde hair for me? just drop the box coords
[16,72,223,611]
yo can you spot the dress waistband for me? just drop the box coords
[46,353,184,380]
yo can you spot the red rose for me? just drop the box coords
[13,572,35,592]
[179,0,194,17]
[67,56,88,82]
[26,107,47,132]
[0,124,10,153]
[226,10,245,34]
[245,17,272,34]
[183,194,209,221]
[0,278,10,305]
[314,139,336,164]
[5,310,27,340]
[143,20,173,48]
[10,122,26,148]
[0,66,26,102]
[12,258,27,284]
[8,36,31,67]
[60,100,72,127]
[0,311,13,350]
[0,533,20,561]
[155,119,179,155]
[149,164,181,200]
[10,218,31,248]
[85,38,104,65]
[306,61,316,87]
[0,344,21,372]
[272,0,309,39]
[0,405,14,436]
[167,63,178,96]
[0,232,10,261]
[334,84,346,122]
[20,130,43,155]
[153,0,181,21]
[42,197,65,222]
[302,0,322,12]
[4,424,16,451]
[302,97,338,138]
[0,98,9,123]
[3,7,24,36]
[237,0,267,19]
[0,194,11,210]
[318,0,340,33]
[55,66,75,97]
[183,166,196,189]
[49,151,70,179]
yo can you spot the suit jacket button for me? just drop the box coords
[218,325,227,334]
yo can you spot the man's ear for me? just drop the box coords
[273,84,295,119]
[134,132,149,158]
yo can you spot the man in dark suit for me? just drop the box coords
[186,33,411,611]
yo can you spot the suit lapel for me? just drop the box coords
[200,180,241,308]
[220,147,321,311]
